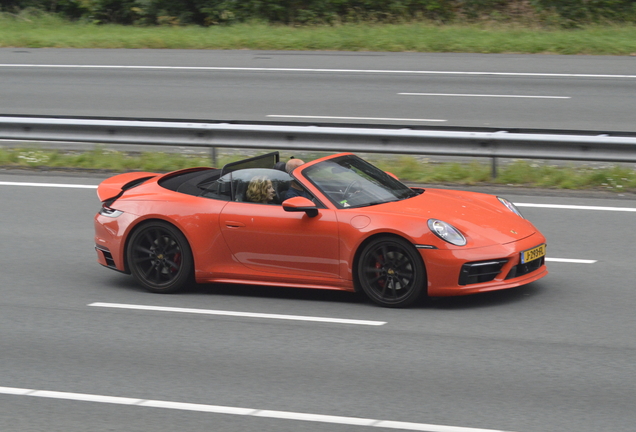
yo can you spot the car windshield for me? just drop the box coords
[302,155,417,208]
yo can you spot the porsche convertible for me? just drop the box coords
[94,151,547,307]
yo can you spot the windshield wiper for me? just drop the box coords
[351,199,398,208]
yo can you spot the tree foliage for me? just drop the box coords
[1,0,635,26]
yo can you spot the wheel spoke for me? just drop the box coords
[363,265,381,274]
[165,259,180,271]
[144,231,155,246]
[380,282,388,298]
[395,255,411,269]
[381,246,389,261]
[395,270,413,280]
[152,230,163,247]
[370,274,385,285]
[153,266,163,283]
[389,278,398,299]
[370,251,383,265]
[143,262,156,279]
[135,245,154,255]
[165,247,180,256]
[133,256,153,264]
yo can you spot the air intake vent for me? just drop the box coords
[96,246,116,268]
[459,259,508,286]
[506,257,544,280]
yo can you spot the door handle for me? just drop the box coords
[225,221,246,228]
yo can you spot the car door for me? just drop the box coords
[219,200,340,279]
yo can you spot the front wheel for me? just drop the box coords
[127,221,193,293]
[357,237,426,308]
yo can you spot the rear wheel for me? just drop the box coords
[127,221,193,293]
[357,236,425,308]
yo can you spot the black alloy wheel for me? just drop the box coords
[357,237,425,307]
[127,221,193,293]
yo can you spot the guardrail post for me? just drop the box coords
[210,147,218,168]
[491,157,498,179]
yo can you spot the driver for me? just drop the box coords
[284,158,312,200]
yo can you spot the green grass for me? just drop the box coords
[0,147,211,172]
[2,147,635,192]
[1,13,636,54]
[371,156,636,191]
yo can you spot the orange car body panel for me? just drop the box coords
[95,153,547,296]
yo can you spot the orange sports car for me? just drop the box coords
[94,152,547,307]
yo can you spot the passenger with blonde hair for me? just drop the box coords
[246,176,275,204]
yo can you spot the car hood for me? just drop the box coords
[368,189,537,247]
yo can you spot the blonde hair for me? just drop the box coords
[246,176,272,203]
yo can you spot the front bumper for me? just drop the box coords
[421,233,548,296]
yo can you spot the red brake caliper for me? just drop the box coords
[375,256,385,288]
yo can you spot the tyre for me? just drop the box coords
[127,221,193,293]
[357,236,425,308]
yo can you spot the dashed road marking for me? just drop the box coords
[399,93,570,99]
[89,302,387,326]
[0,181,97,189]
[515,203,636,212]
[267,115,447,122]
[546,258,597,264]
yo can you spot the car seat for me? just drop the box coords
[233,179,249,202]
[273,161,287,172]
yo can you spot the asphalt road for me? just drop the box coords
[2,48,636,131]
[1,48,635,432]
[1,173,635,432]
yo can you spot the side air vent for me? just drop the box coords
[95,246,116,268]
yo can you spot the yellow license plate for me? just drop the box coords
[521,244,546,264]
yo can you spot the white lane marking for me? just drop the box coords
[1,63,635,79]
[0,386,513,432]
[32,390,142,405]
[1,183,633,215]
[88,302,387,326]
[268,115,447,122]
[546,258,597,264]
[514,203,636,212]
[0,181,97,189]
[399,93,570,99]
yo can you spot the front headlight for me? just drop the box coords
[428,219,467,246]
[498,197,524,218]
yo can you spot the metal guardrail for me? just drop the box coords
[2,115,636,176]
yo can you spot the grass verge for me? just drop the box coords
[1,14,636,54]
[2,146,635,192]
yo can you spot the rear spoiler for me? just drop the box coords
[97,172,157,206]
